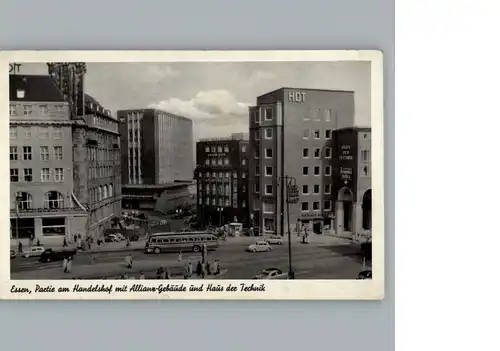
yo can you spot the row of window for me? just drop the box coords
[10,126,63,140]
[10,145,63,162]
[89,184,115,205]
[88,166,117,180]
[11,168,64,183]
[10,104,65,116]
[199,184,246,194]
[10,217,66,239]
[203,144,247,153]
[252,108,335,124]
[199,171,241,179]
[88,147,119,162]
[256,183,332,196]
[253,128,333,141]
[14,191,65,210]
[204,157,247,166]
[261,200,332,213]
[198,197,247,208]
[253,165,332,178]
[92,115,117,127]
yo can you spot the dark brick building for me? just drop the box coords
[194,133,249,227]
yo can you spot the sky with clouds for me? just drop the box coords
[16,61,371,140]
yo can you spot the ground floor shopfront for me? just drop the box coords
[10,211,88,248]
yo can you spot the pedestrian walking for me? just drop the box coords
[122,272,129,280]
[73,234,77,244]
[125,253,133,268]
[183,264,189,279]
[215,258,221,275]
[201,262,206,279]
[177,251,183,262]
[196,261,202,276]
[206,261,211,275]
[187,261,193,278]
[30,234,34,247]
[63,238,68,247]
[36,239,40,247]
[156,266,164,279]
[18,241,23,253]
[63,257,68,273]
[67,256,73,273]
[166,267,171,279]
[139,271,145,280]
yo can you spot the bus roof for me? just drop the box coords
[150,231,212,236]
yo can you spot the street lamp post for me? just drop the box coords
[277,176,299,279]
[217,207,223,226]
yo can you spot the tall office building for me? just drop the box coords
[248,87,361,236]
[9,74,87,247]
[117,109,194,212]
[194,133,249,227]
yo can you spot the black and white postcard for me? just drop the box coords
[0,50,384,299]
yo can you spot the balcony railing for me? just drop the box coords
[10,206,88,215]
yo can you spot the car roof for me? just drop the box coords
[262,268,280,272]
[256,241,268,244]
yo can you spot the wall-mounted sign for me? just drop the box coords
[207,153,227,157]
[9,63,22,74]
[299,211,333,218]
[288,91,307,103]
[339,144,354,161]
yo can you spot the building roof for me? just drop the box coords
[258,87,355,99]
[9,74,66,102]
[84,93,114,119]
[117,108,192,122]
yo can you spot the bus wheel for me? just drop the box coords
[154,247,160,254]
[193,245,200,253]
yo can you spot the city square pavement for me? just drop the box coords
[10,234,364,280]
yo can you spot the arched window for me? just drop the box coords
[103,185,108,199]
[98,186,103,201]
[44,191,64,209]
[108,184,113,197]
[15,192,32,210]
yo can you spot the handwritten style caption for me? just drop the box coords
[10,283,266,295]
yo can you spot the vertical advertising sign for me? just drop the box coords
[332,130,358,198]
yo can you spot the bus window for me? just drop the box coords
[181,238,187,243]
[151,238,157,244]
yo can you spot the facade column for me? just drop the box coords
[34,217,43,240]
[335,200,344,235]
[66,216,73,240]
[351,202,363,242]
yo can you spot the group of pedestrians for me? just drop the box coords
[62,256,73,273]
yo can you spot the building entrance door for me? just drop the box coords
[313,221,322,234]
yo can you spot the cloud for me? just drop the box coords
[149,89,250,122]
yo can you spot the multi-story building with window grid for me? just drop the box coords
[248,87,366,237]
[9,74,87,247]
[194,133,249,227]
[117,109,194,212]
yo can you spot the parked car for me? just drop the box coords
[105,234,120,243]
[252,268,288,279]
[23,246,45,258]
[10,250,17,259]
[39,248,77,263]
[356,270,372,280]
[265,235,284,245]
[246,241,273,252]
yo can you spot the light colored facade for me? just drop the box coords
[9,75,87,247]
[248,88,357,236]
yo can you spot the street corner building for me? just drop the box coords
[247,88,372,241]
[194,133,250,227]
[117,108,195,213]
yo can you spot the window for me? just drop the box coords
[55,105,64,113]
[39,126,49,139]
[265,166,273,176]
[242,159,246,166]
[265,148,273,158]
[325,147,332,158]
[41,168,51,182]
[255,149,260,159]
[255,183,260,193]
[324,184,331,194]
[314,166,320,176]
[253,111,260,124]
[313,201,320,210]
[264,184,273,195]
[37,147,47,162]
[9,105,16,116]
[53,127,62,139]
[211,198,216,206]
[263,202,274,213]
[315,109,321,121]
[325,166,332,176]
[23,127,32,139]
[324,200,332,210]
[302,185,309,195]
[9,146,18,161]
[242,172,247,178]
[314,184,320,194]
[211,146,216,153]
[53,146,63,160]
[325,130,331,139]
[15,192,32,210]
[363,165,370,177]
[205,159,210,165]
[255,165,260,176]
[303,129,309,139]
[205,146,210,152]
[313,129,320,139]
[362,150,371,161]
[54,168,64,182]
[40,105,48,116]
[314,148,320,158]
[42,217,65,236]
[301,202,309,211]
[265,128,273,139]
[10,127,17,139]
[302,166,309,176]
[265,108,273,121]
[325,109,331,122]
[302,148,309,158]
[254,130,260,140]
[23,168,33,182]
[10,169,19,182]
[242,144,247,152]
[22,146,32,160]
[23,105,33,115]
